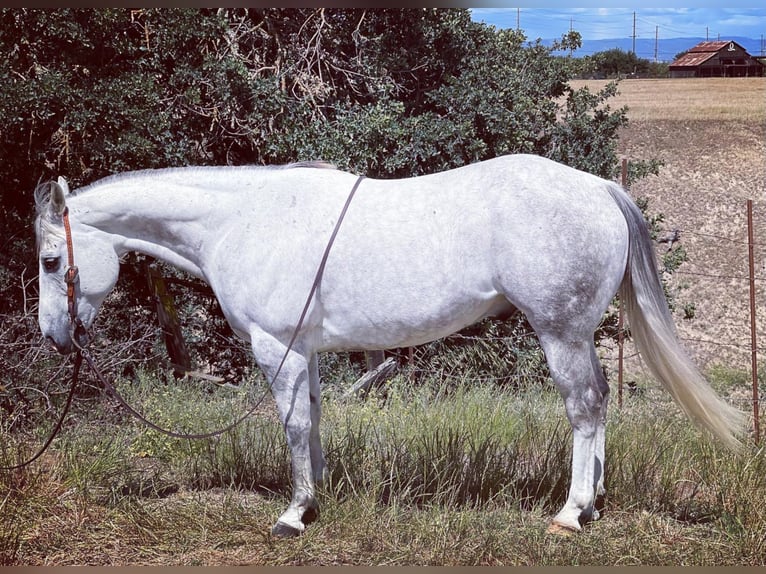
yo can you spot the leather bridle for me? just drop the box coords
[62,207,79,325]
[62,206,89,347]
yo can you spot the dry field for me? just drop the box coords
[575,77,766,376]
[571,77,766,122]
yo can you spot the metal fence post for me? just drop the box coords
[747,198,760,444]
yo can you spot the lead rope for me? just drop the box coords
[5,174,366,462]
[1,353,82,470]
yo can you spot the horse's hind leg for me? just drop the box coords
[538,333,610,533]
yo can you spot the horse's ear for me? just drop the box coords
[49,180,68,217]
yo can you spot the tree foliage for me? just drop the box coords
[574,47,669,79]
[0,8,671,390]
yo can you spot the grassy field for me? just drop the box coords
[2,77,765,566]
[590,77,765,374]
[2,371,765,566]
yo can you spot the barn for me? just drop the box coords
[669,41,765,78]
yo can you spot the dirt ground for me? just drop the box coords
[598,78,766,374]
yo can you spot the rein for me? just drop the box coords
[1,353,83,470]
[6,174,365,467]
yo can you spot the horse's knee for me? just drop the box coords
[284,415,311,438]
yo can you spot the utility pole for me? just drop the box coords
[516,7,520,31]
[632,11,636,54]
[654,25,658,62]
[569,17,574,56]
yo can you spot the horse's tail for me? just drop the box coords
[606,183,747,450]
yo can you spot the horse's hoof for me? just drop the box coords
[301,504,319,525]
[271,521,303,538]
[546,521,579,536]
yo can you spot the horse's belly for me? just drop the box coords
[318,289,511,352]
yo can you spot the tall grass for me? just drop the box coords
[320,379,572,511]
[2,367,765,565]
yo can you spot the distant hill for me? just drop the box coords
[543,36,764,62]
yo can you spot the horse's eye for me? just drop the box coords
[42,257,60,273]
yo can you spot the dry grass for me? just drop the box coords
[574,77,766,374]
[570,77,766,122]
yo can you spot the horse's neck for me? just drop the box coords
[74,180,226,278]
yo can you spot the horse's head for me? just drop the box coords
[35,178,120,354]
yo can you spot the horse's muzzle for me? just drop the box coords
[46,324,89,354]
[47,335,74,355]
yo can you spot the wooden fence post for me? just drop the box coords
[146,265,191,376]
[365,350,386,371]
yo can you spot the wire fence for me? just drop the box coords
[617,216,764,359]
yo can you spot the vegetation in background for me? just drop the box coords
[573,47,670,79]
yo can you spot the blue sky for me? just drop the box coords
[470,8,766,41]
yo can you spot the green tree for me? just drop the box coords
[590,47,651,78]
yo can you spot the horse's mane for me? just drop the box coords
[33,161,338,247]
[285,160,337,170]
[62,161,339,197]
[33,182,63,252]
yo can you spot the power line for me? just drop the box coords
[483,9,761,60]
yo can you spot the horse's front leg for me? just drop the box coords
[308,353,328,488]
[250,331,319,537]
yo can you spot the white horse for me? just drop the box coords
[34,154,745,536]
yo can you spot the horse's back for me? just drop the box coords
[205,155,630,350]
[317,155,630,348]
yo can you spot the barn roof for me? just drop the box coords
[688,41,741,53]
[670,40,749,68]
[671,50,717,68]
